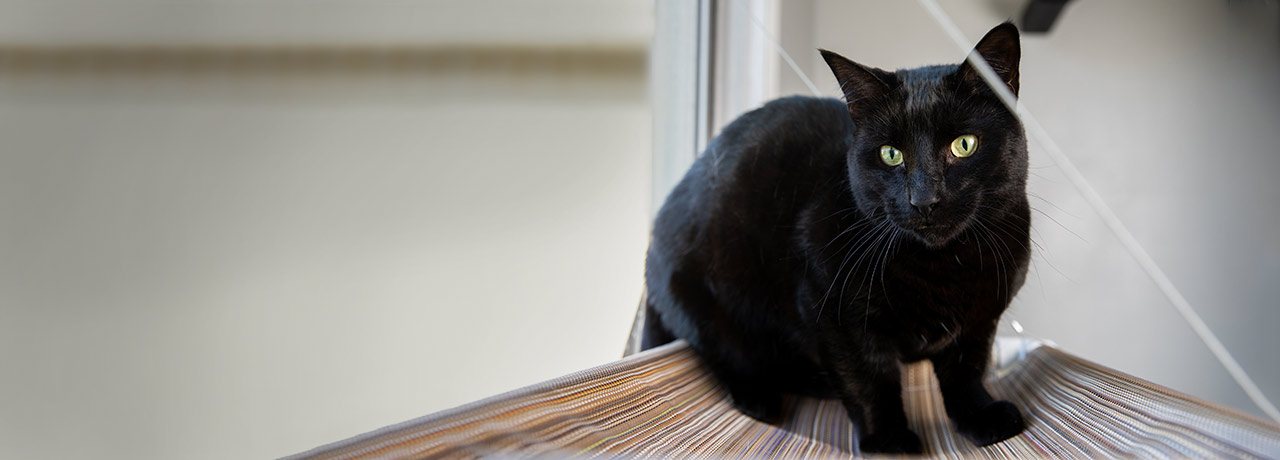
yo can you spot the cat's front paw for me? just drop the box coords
[954,400,1025,446]
[859,428,923,454]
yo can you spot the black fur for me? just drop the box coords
[642,23,1030,454]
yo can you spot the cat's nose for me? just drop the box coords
[910,190,940,217]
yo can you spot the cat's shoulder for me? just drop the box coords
[750,95,846,124]
[716,96,850,144]
[763,94,845,110]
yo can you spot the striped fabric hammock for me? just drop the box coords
[286,339,1280,459]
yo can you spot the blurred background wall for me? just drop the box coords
[0,1,653,459]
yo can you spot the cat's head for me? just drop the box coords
[821,22,1028,248]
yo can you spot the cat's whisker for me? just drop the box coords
[1027,191,1079,219]
[969,222,993,284]
[970,204,1055,259]
[817,217,882,263]
[837,223,892,323]
[974,216,1022,303]
[816,217,892,322]
[864,227,895,308]
[840,221,893,312]
[990,226,1015,303]
[975,190,1085,245]
[976,209,1077,288]
[876,228,903,306]
[816,240,861,322]
[851,223,895,332]
[816,205,864,224]
[970,202,1050,255]
[1030,206,1087,244]
[971,206,1038,252]
[970,220,1007,301]
[834,219,891,270]
[837,222,886,302]
[847,222,895,313]
[970,202,1028,223]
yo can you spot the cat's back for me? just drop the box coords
[652,95,850,243]
[644,95,852,353]
[695,96,848,188]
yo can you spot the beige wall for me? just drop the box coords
[0,0,653,47]
[0,2,653,459]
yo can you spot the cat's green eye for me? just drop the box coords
[951,134,978,158]
[879,145,904,166]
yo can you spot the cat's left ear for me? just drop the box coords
[959,22,1021,97]
[820,49,892,117]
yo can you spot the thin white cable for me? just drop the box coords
[739,0,823,97]
[916,0,1280,424]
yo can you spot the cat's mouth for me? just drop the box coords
[907,222,963,248]
[888,206,973,248]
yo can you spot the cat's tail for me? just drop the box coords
[639,299,676,351]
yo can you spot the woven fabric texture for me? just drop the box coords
[286,341,1280,459]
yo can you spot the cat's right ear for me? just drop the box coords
[959,22,1021,97]
[820,49,890,116]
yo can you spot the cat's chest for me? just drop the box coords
[893,307,965,358]
[873,243,1012,356]
[883,230,1025,300]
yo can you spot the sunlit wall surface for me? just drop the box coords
[776,0,1280,421]
[0,1,653,459]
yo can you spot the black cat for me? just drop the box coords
[641,23,1030,454]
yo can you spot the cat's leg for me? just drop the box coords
[713,360,785,424]
[930,325,1025,446]
[819,336,923,454]
[662,269,784,423]
[640,300,675,351]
